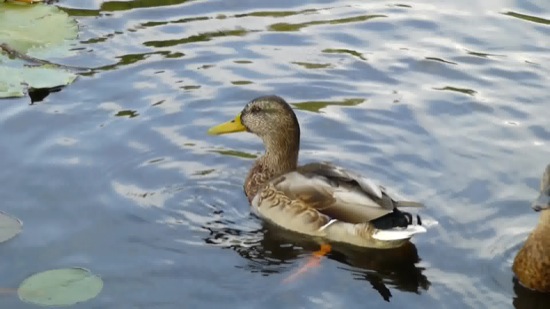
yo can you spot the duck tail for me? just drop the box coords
[370,209,426,241]
[371,208,421,229]
[372,224,427,241]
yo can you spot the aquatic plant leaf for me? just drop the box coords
[18,268,103,307]
[0,2,78,55]
[0,211,22,243]
[293,98,365,113]
[0,57,77,98]
[0,2,79,98]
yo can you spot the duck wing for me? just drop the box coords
[271,162,424,224]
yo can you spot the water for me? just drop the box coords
[1,0,549,308]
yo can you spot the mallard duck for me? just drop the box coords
[513,164,550,293]
[208,95,427,249]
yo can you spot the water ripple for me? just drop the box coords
[1,0,549,308]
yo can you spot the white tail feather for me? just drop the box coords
[372,225,427,241]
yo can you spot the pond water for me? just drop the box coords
[1,0,549,308]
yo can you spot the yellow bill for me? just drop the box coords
[207,113,246,135]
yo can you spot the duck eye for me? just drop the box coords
[250,105,261,113]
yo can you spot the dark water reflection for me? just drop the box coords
[205,220,430,302]
[513,279,550,309]
[1,0,549,308]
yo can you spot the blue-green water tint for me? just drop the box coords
[1,0,549,308]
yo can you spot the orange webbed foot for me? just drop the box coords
[283,244,332,283]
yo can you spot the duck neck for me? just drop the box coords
[538,210,550,228]
[261,133,299,176]
[244,130,299,202]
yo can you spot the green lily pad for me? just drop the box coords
[0,2,78,56]
[18,268,103,307]
[0,58,77,98]
[0,211,22,243]
[0,2,79,98]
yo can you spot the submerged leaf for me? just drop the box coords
[0,211,22,243]
[18,268,103,307]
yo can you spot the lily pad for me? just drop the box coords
[0,2,79,98]
[0,2,78,56]
[0,67,76,99]
[18,268,103,307]
[0,211,22,243]
[0,59,77,98]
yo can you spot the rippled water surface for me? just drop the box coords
[1,0,549,308]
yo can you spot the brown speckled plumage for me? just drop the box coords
[513,164,550,293]
[209,95,427,248]
[244,157,295,203]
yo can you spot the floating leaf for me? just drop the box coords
[322,48,366,61]
[292,62,332,69]
[0,211,22,243]
[18,268,103,307]
[502,11,550,25]
[0,58,77,98]
[433,86,477,96]
[292,98,365,113]
[0,2,79,98]
[114,110,139,118]
[0,2,78,56]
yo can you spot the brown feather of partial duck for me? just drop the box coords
[209,95,427,249]
[513,164,550,293]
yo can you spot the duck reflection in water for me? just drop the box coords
[513,277,550,309]
[203,217,430,302]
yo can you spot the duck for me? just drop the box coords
[513,164,550,293]
[208,95,427,249]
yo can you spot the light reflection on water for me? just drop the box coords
[0,0,549,308]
